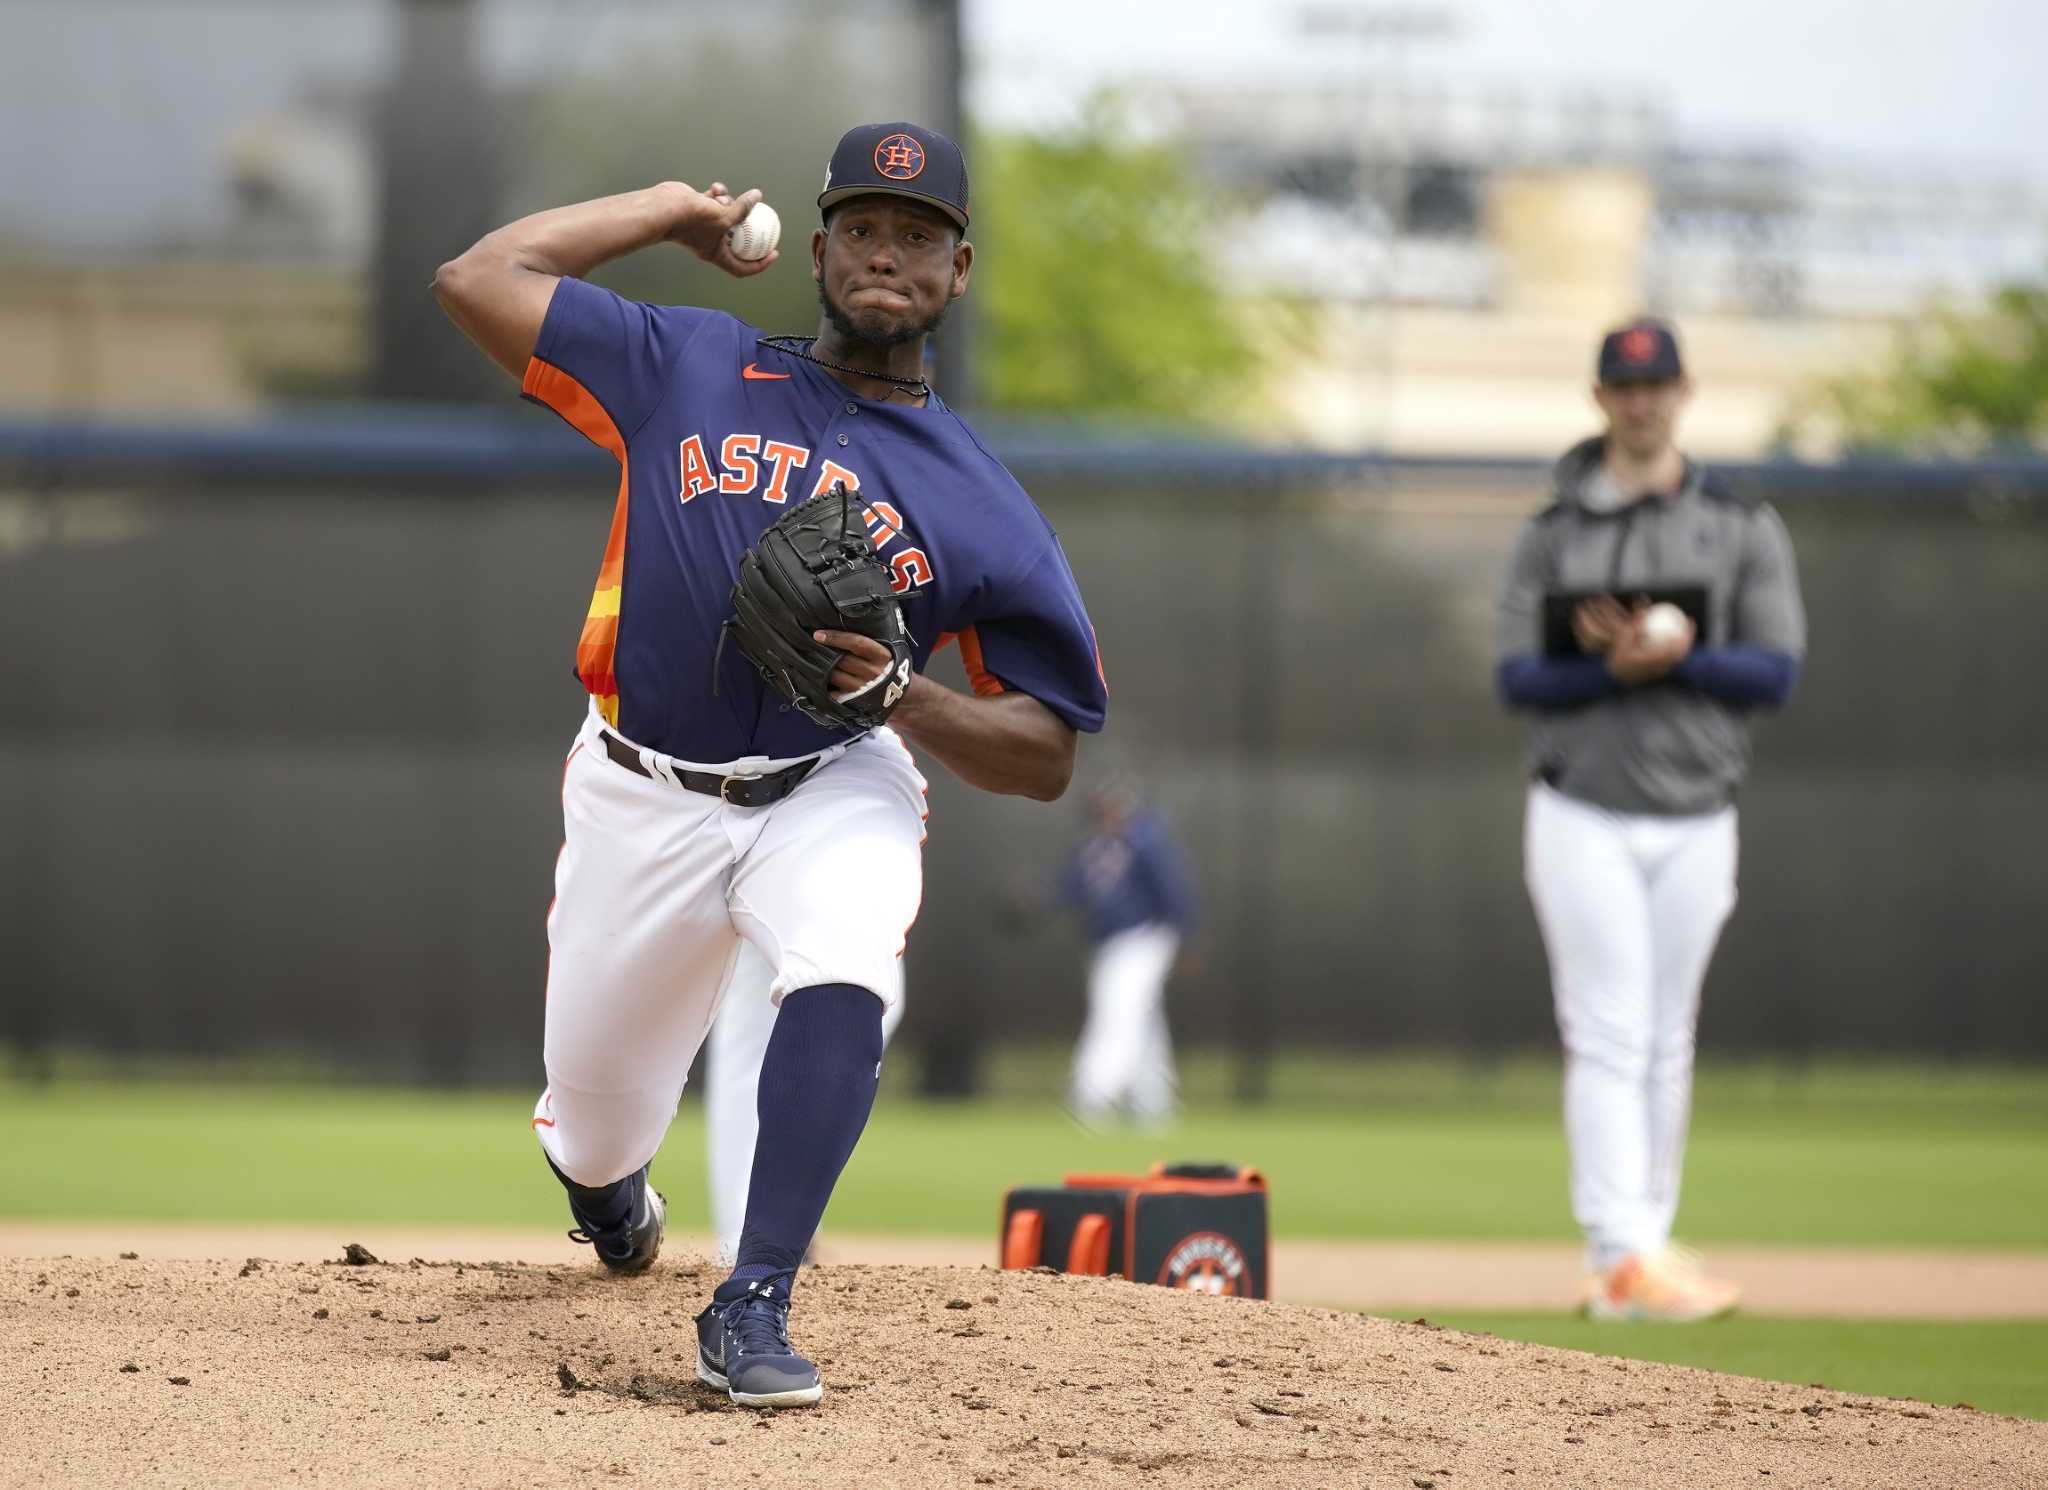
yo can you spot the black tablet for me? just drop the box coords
[1542,585,1708,658]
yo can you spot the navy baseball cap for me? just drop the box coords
[818,121,970,231]
[1597,318,1685,384]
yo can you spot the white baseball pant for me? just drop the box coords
[531,703,927,1190]
[1067,922,1181,1123]
[705,943,907,1262]
[1523,782,1738,1272]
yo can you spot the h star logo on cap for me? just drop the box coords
[875,133,925,181]
[1620,327,1659,364]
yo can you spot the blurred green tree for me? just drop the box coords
[1786,281,2048,454]
[507,54,1267,422]
[973,115,1266,420]
[508,14,940,338]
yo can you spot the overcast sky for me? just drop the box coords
[4,0,2045,249]
[974,0,2048,183]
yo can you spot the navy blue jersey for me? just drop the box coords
[520,277,1108,760]
[1060,808,1196,943]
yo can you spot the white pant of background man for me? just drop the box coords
[707,942,906,1263]
[1523,784,1738,1273]
[1067,922,1181,1123]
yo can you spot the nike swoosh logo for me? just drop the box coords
[742,363,790,381]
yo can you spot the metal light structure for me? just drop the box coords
[1297,4,1460,42]
[1206,7,1463,1105]
[1294,3,1461,448]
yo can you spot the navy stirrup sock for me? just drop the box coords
[727,982,885,1291]
[546,1154,635,1233]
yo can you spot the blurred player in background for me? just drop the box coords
[705,947,905,1264]
[1494,319,1806,1322]
[1059,780,1197,1125]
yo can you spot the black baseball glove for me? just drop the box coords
[720,482,914,732]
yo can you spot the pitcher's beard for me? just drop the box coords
[820,282,949,349]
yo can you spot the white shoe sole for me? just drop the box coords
[729,1382,823,1408]
[642,1190,668,1266]
[697,1355,822,1407]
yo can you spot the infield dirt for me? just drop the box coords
[8,1252,2044,1490]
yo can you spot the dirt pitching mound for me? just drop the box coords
[8,1253,2042,1489]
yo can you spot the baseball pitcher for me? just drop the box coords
[433,121,1108,1406]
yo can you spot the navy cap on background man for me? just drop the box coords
[1597,318,1686,386]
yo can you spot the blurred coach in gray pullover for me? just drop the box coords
[1495,318,1806,1323]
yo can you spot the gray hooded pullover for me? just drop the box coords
[1495,436,1807,816]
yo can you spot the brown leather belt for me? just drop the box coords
[599,729,819,808]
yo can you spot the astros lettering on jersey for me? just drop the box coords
[522,278,1109,757]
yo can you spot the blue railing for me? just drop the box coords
[1,410,2043,496]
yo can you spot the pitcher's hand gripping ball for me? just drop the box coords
[723,482,914,731]
[726,201,781,262]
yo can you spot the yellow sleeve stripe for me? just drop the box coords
[586,585,622,621]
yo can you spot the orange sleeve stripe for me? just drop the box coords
[523,357,625,461]
[524,355,631,711]
[956,625,1006,697]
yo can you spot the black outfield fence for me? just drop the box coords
[3,417,2044,1086]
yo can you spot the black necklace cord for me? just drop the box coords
[758,336,933,402]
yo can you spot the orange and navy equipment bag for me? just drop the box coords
[999,1162,1269,1300]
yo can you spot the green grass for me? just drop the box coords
[2,1056,2043,1249]
[1413,1312,2048,1422]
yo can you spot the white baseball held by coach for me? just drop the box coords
[1638,602,1689,648]
[728,201,781,262]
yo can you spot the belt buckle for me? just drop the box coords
[719,772,758,807]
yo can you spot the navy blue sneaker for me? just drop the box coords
[695,1274,822,1407]
[562,1165,666,1275]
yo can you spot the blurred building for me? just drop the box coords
[1150,78,2048,455]
[0,0,949,416]
[4,4,2045,454]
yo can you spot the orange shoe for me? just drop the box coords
[1584,1247,1740,1322]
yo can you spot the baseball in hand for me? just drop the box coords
[727,201,780,261]
[1638,602,1690,648]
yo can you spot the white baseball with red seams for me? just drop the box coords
[727,201,781,262]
